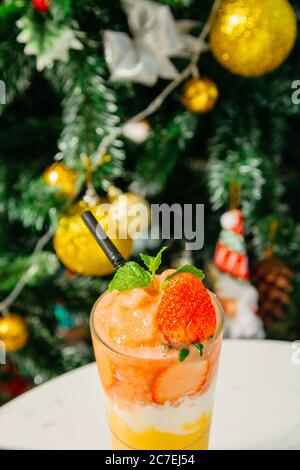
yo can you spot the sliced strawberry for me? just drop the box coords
[157,272,216,345]
[114,363,155,404]
[152,359,208,405]
[96,352,114,389]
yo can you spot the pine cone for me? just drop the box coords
[251,257,293,330]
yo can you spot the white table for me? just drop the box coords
[0,340,299,450]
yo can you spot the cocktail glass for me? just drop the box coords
[90,292,224,450]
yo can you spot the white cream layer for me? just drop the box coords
[107,382,216,435]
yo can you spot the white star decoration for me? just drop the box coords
[17,17,83,71]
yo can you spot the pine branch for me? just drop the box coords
[53,272,107,312]
[0,251,58,292]
[8,284,93,379]
[48,52,125,186]
[8,174,68,231]
[207,136,265,215]
[0,1,33,110]
[0,45,33,109]
[158,0,193,7]
[207,102,284,220]
[11,317,92,380]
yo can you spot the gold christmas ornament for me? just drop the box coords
[0,314,29,352]
[53,199,133,276]
[43,162,78,198]
[107,185,123,203]
[109,192,151,236]
[181,77,219,113]
[210,0,297,77]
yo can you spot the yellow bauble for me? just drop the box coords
[109,193,151,236]
[0,314,29,352]
[181,78,219,113]
[210,0,297,77]
[53,199,133,276]
[107,185,123,202]
[43,162,78,197]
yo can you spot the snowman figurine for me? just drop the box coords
[210,209,264,339]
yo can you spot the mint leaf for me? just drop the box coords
[179,347,190,362]
[140,246,167,279]
[140,254,154,271]
[194,342,204,356]
[108,262,151,292]
[162,265,205,289]
[151,246,167,273]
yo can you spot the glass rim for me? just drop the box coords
[90,289,225,361]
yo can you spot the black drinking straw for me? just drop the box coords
[81,210,126,270]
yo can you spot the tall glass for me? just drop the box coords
[90,292,224,450]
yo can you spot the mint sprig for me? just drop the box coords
[108,261,151,292]
[162,265,205,290]
[108,246,167,292]
[179,343,204,362]
[140,246,167,283]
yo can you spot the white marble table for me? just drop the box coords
[0,340,299,450]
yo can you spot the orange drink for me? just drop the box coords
[91,269,224,450]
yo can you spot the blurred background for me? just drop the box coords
[0,0,300,404]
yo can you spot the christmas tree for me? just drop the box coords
[1,0,300,403]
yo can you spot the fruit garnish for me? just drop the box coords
[152,360,208,405]
[179,347,190,362]
[157,272,216,345]
[194,342,204,356]
[161,265,204,290]
[140,246,167,289]
[108,246,167,292]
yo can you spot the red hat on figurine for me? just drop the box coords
[213,209,249,281]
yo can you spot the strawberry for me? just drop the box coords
[152,360,209,405]
[157,272,216,345]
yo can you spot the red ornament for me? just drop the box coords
[32,0,50,12]
[6,377,31,398]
